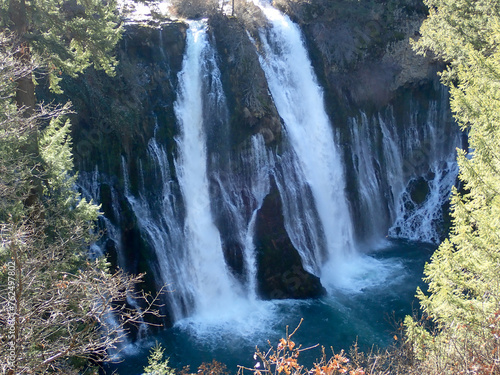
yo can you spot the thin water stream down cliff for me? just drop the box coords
[65,1,465,373]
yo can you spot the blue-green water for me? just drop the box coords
[108,239,434,374]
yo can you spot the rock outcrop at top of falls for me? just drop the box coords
[273,0,442,111]
[209,14,282,145]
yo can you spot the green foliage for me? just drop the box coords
[40,114,77,190]
[144,343,176,375]
[412,0,500,84]
[0,1,152,373]
[1,0,123,93]
[0,32,157,374]
[39,112,100,229]
[406,0,500,373]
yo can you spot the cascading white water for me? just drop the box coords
[348,114,391,244]
[242,135,275,296]
[348,91,461,245]
[255,3,356,273]
[347,110,408,244]
[173,20,243,317]
[77,169,148,353]
[122,145,190,321]
[378,111,406,213]
[212,134,275,300]
[168,23,280,338]
[387,97,461,243]
[389,161,458,243]
[273,147,326,275]
[116,22,278,326]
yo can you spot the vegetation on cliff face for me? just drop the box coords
[164,1,500,373]
[1,0,498,372]
[249,0,500,373]
[45,22,187,170]
[2,0,122,94]
[208,12,282,145]
[170,0,219,19]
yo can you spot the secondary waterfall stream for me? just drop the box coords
[255,2,356,278]
[119,22,253,323]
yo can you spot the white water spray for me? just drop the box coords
[255,3,356,274]
[174,21,243,317]
[212,134,275,300]
[273,148,326,275]
[388,98,461,243]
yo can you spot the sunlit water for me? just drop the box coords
[107,239,433,374]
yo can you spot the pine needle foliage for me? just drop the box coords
[0,0,122,93]
[143,343,176,375]
[405,0,500,373]
[0,33,160,374]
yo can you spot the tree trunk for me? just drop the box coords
[9,0,43,208]
[9,0,36,114]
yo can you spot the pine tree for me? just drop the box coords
[405,1,500,373]
[0,0,122,203]
[0,3,160,372]
[2,0,122,93]
[0,33,159,374]
[143,344,176,375]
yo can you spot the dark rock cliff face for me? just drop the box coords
[255,180,326,299]
[38,22,189,319]
[62,22,187,174]
[208,13,282,145]
[270,0,457,244]
[274,0,438,112]
[37,0,458,324]
[204,14,315,293]
[38,16,317,321]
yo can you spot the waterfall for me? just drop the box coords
[210,134,275,300]
[67,12,472,370]
[347,111,408,244]
[347,91,461,245]
[120,22,247,322]
[255,3,356,273]
[114,21,279,325]
[78,169,148,352]
[78,6,462,334]
[173,20,243,317]
[273,146,326,275]
[388,96,461,243]
[389,161,458,243]
[378,111,406,217]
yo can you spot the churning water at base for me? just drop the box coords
[108,239,434,375]
[88,3,462,373]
